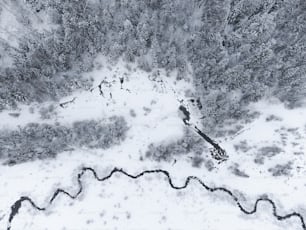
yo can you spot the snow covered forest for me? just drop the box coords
[1,0,306,128]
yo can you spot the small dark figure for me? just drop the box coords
[119,77,124,89]
[196,98,203,110]
[98,81,104,97]
[179,105,190,125]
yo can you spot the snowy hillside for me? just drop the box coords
[1,1,306,230]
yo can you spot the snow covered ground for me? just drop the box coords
[1,56,306,230]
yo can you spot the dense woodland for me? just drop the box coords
[1,0,306,129]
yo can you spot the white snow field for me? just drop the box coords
[0,56,306,230]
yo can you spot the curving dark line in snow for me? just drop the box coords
[59,97,77,108]
[7,167,306,230]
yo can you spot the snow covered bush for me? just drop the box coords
[0,116,128,165]
[146,128,206,162]
[72,116,128,149]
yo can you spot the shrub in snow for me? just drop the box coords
[0,116,128,165]
[268,162,293,177]
[146,128,207,162]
